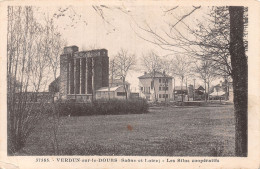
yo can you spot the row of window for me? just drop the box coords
[159,87,168,91]
[159,94,168,98]
[140,86,168,92]
[159,79,168,83]
[140,87,150,94]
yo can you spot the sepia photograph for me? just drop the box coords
[1,0,260,168]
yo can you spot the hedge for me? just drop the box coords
[55,98,149,116]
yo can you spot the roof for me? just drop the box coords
[96,86,123,92]
[138,71,172,79]
[48,77,60,93]
[196,86,205,91]
[210,91,226,96]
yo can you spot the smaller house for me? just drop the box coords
[109,79,130,90]
[96,86,130,100]
[49,77,60,93]
[209,87,225,100]
[209,80,232,101]
[173,86,188,101]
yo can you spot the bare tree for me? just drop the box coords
[171,56,194,102]
[109,57,116,86]
[128,6,248,156]
[140,50,164,102]
[7,6,66,155]
[113,49,136,99]
[194,60,216,101]
[7,6,47,154]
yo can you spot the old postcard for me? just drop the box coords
[0,0,260,168]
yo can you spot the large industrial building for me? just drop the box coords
[59,46,109,101]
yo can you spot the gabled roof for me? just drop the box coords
[196,86,205,91]
[48,76,60,93]
[138,71,172,79]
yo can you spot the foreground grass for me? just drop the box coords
[18,105,235,156]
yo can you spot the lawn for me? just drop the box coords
[18,105,235,156]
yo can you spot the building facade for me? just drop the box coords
[95,86,130,100]
[60,46,109,101]
[138,71,173,102]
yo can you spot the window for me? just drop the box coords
[159,94,162,98]
[159,79,161,83]
[162,79,168,83]
[162,94,168,98]
[117,92,126,96]
[140,87,143,91]
[159,87,161,91]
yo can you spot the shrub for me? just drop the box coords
[55,98,148,116]
[8,102,48,155]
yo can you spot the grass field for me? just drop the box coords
[18,105,235,156]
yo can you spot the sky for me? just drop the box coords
[40,5,221,91]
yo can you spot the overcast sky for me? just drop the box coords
[40,5,219,90]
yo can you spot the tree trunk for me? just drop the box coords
[229,6,248,157]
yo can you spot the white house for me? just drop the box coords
[96,86,130,100]
[138,71,173,102]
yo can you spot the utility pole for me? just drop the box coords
[91,57,95,102]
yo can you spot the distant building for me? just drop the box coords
[109,78,130,91]
[49,77,60,93]
[209,80,233,101]
[59,46,109,101]
[138,71,173,102]
[96,86,130,100]
[173,86,188,101]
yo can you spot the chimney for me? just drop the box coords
[144,72,147,75]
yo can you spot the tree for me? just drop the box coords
[109,57,116,86]
[129,6,248,156]
[141,50,164,102]
[171,56,194,102]
[229,6,247,157]
[7,6,46,154]
[113,49,136,99]
[7,6,66,154]
[194,60,216,101]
